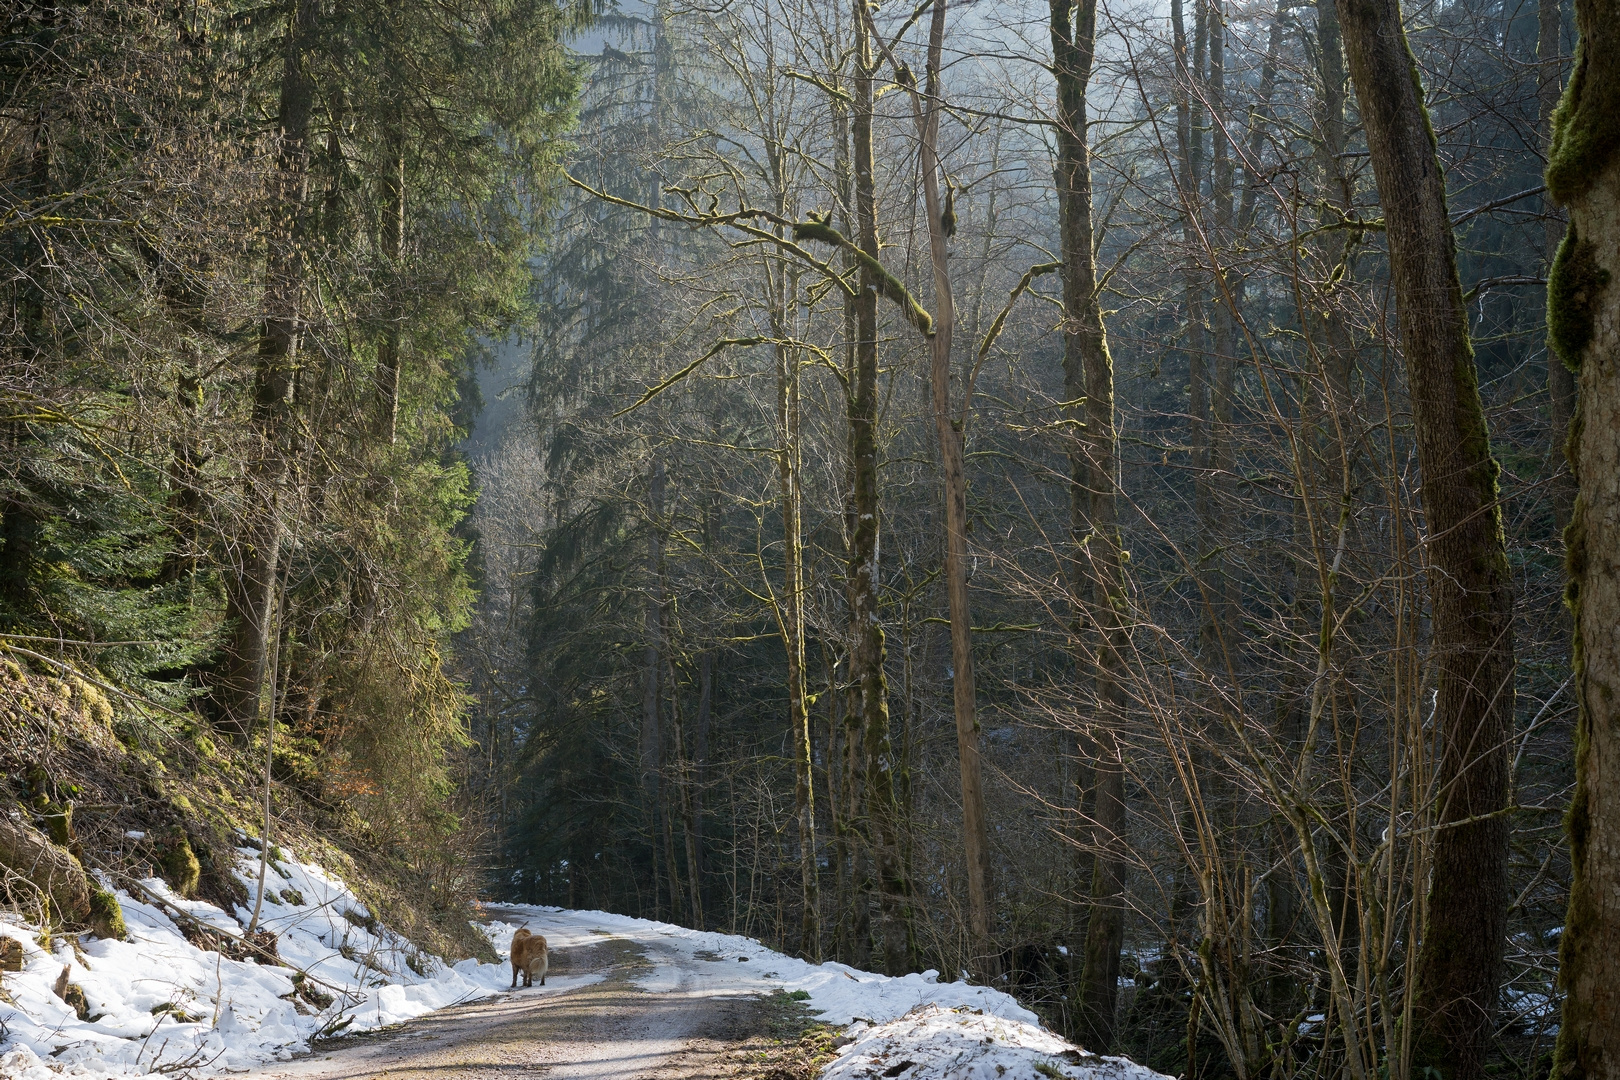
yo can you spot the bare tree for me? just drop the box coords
[1337,0,1517,1074]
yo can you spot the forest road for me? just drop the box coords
[241,907,765,1080]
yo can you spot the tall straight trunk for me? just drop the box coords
[661,727,683,923]
[693,647,712,917]
[1313,0,1359,405]
[850,0,912,974]
[823,645,852,963]
[372,128,406,443]
[1547,2,1620,1071]
[776,327,820,959]
[669,655,704,929]
[1052,0,1126,1051]
[1538,0,1575,531]
[1337,0,1515,1075]
[760,74,818,952]
[1178,0,1217,668]
[845,655,873,969]
[1301,0,1370,992]
[830,73,863,971]
[899,0,995,980]
[1205,0,1236,662]
[642,459,671,920]
[218,0,318,736]
[1166,0,1208,1011]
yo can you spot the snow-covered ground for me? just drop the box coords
[0,848,592,1080]
[493,904,1167,1079]
[0,857,1165,1080]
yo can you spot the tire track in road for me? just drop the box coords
[245,918,761,1080]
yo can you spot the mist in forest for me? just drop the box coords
[4,0,1619,1076]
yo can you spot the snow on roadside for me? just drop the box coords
[0,849,588,1080]
[0,884,1166,1080]
[488,905,1171,1079]
[821,1006,1167,1080]
[488,904,1042,1024]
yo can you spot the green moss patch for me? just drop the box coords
[1548,225,1611,371]
[158,830,201,899]
[1547,29,1620,204]
[88,887,127,940]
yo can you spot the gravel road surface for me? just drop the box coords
[243,910,764,1080]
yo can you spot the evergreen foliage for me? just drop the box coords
[0,0,586,895]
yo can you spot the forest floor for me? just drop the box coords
[240,912,836,1080]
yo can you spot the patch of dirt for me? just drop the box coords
[674,991,844,1080]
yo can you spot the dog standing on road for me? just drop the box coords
[509,928,549,988]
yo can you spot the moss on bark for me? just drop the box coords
[1547,225,1610,370]
[1547,20,1620,204]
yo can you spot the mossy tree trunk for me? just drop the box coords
[773,291,820,960]
[850,0,913,974]
[1547,0,1620,1073]
[1051,0,1127,1051]
[1539,0,1576,531]
[1337,0,1516,1075]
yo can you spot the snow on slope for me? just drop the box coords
[491,905,1169,1080]
[0,850,594,1080]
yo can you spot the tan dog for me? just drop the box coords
[509,928,549,988]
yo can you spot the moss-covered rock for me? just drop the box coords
[67,678,113,728]
[88,887,126,941]
[40,800,75,852]
[157,829,201,899]
[0,812,91,925]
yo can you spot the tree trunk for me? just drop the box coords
[1547,2,1620,1071]
[373,130,406,444]
[901,0,995,981]
[830,80,865,972]
[693,647,712,919]
[1205,0,1237,665]
[850,0,912,974]
[1051,0,1127,1051]
[1538,0,1575,532]
[642,458,671,920]
[1175,0,1220,670]
[776,327,820,960]
[1337,0,1516,1075]
[218,0,318,737]
[669,654,705,929]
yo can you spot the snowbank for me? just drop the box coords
[0,850,587,1080]
[822,1005,1166,1079]
[491,905,1043,1026]
[490,906,1170,1079]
